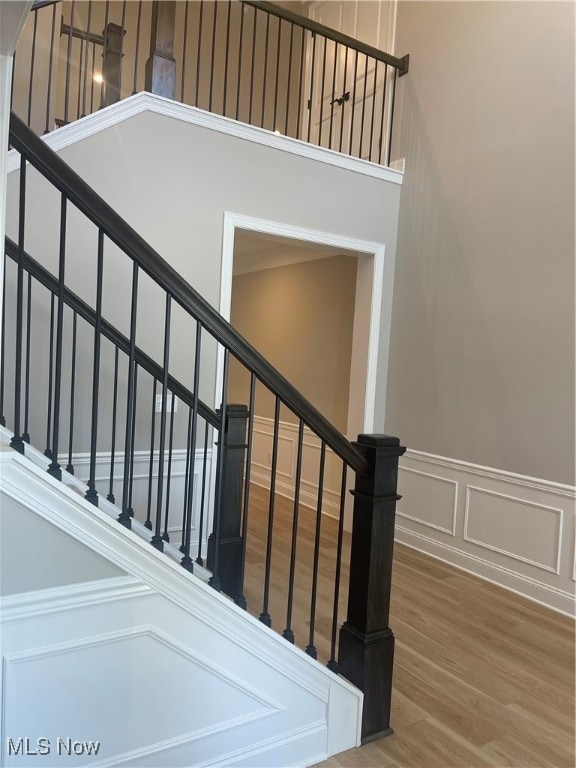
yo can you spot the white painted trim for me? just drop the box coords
[463,485,563,575]
[0,577,152,623]
[397,465,458,536]
[5,92,404,183]
[220,211,386,435]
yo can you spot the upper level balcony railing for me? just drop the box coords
[11,0,409,167]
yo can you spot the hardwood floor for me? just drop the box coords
[241,486,575,768]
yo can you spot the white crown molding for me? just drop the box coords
[6,92,405,184]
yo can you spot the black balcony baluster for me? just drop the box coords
[151,294,171,551]
[162,392,176,542]
[81,2,93,117]
[339,46,349,154]
[348,51,359,156]
[296,26,305,140]
[134,1,143,95]
[118,1,127,99]
[208,1,218,113]
[307,32,317,143]
[318,37,328,147]
[208,348,229,591]
[260,395,280,626]
[261,13,270,128]
[10,156,26,454]
[235,2,245,121]
[181,321,202,572]
[248,8,257,124]
[378,64,388,165]
[22,273,32,443]
[27,10,38,127]
[273,17,282,130]
[195,1,204,107]
[235,371,255,609]
[223,0,232,116]
[44,3,57,133]
[306,440,326,659]
[106,344,118,498]
[368,60,378,162]
[359,54,369,158]
[118,262,138,528]
[145,377,157,530]
[327,462,348,672]
[282,419,304,643]
[90,43,96,113]
[284,23,294,136]
[85,229,104,504]
[328,42,338,149]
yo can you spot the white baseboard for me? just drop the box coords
[396,449,576,616]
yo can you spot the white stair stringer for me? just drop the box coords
[0,448,362,767]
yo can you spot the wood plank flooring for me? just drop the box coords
[241,486,575,768]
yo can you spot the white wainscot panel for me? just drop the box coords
[397,467,457,535]
[464,486,562,574]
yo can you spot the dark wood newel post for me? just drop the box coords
[207,404,249,601]
[338,434,406,743]
[145,1,176,99]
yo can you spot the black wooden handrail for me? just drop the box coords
[244,0,409,76]
[4,236,220,429]
[9,112,370,476]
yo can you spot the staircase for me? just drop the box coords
[1,3,407,765]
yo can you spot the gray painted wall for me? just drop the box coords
[386,1,575,484]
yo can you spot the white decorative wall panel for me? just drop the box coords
[0,450,362,767]
[396,450,576,617]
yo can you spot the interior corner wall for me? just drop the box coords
[387,0,575,486]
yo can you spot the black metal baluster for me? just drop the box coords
[235,371,255,609]
[10,156,26,453]
[81,2,93,117]
[272,17,281,130]
[248,8,257,124]
[180,1,189,101]
[106,344,118,498]
[378,64,388,165]
[260,13,270,127]
[126,363,138,517]
[27,9,38,127]
[90,43,96,113]
[133,0,143,94]
[181,322,202,571]
[208,1,217,113]
[195,0,204,107]
[44,293,54,457]
[359,55,369,158]
[387,67,399,167]
[284,23,294,135]
[22,273,32,443]
[306,440,326,659]
[282,419,304,643]
[339,46,349,153]
[118,262,138,528]
[368,60,378,162]
[328,42,338,149]
[235,1,244,121]
[66,311,77,474]
[296,27,305,139]
[209,349,229,592]
[222,0,232,115]
[196,423,210,566]
[180,405,192,553]
[85,229,104,504]
[306,32,317,142]
[260,396,280,626]
[145,378,157,530]
[162,392,176,542]
[76,37,84,121]
[348,51,359,156]
[317,36,328,147]
[44,3,57,133]
[328,463,348,673]
[151,294,171,551]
